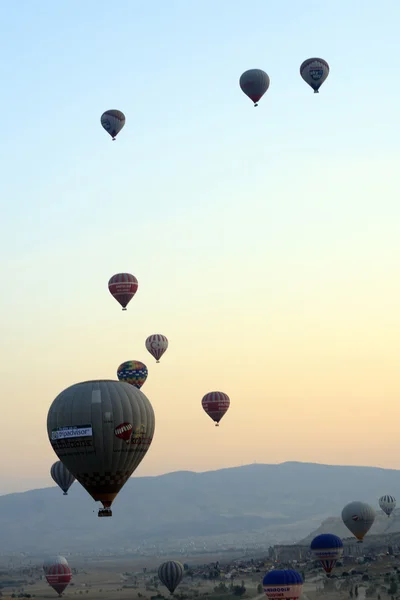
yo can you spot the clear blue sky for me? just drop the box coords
[1,0,400,494]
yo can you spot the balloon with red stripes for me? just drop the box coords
[108,273,138,310]
[145,334,168,363]
[201,391,230,427]
[43,556,72,596]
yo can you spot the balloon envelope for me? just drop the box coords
[43,556,69,575]
[341,501,375,541]
[108,273,138,310]
[145,334,168,363]
[117,360,148,389]
[202,391,230,426]
[101,109,125,139]
[47,380,155,517]
[158,561,184,594]
[239,69,270,106]
[50,460,75,495]
[300,58,329,93]
[310,534,343,575]
[263,569,303,600]
[379,495,396,517]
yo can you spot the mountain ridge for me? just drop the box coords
[1,461,400,555]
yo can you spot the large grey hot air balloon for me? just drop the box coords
[101,110,125,140]
[50,460,75,495]
[158,561,184,594]
[300,58,329,93]
[47,380,155,517]
[379,495,396,517]
[239,69,270,107]
[341,501,375,542]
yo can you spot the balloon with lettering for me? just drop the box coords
[108,273,138,310]
[201,391,230,427]
[101,109,125,140]
[341,501,376,541]
[117,360,148,389]
[379,495,396,517]
[300,58,329,93]
[310,534,343,576]
[263,569,303,600]
[43,556,72,596]
[239,69,270,106]
[145,334,168,363]
[50,460,75,495]
[47,380,155,517]
[158,561,184,594]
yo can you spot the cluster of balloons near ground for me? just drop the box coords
[100,58,330,144]
[46,273,231,520]
[40,557,304,600]
[308,496,397,580]
[42,493,396,598]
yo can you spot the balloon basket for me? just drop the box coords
[122,307,127,311]
[215,423,219,427]
[98,508,112,517]
[63,492,68,496]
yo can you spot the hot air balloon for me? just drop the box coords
[341,501,376,542]
[50,460,75,495]
[379,495,396,517]
[201,391,230,426]
[158,561,184,594]
[263,570,303,600]
[239,69,270,106]
[101,109,125,140]
[300,58,329,93]
[145,334,168,363]
[108,273,138,310]
[117,360,148,389]
[47,380,155,517]
[43,556,72,597]
[310,534,343,576]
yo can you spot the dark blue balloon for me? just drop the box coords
[311,534,343,550]
[263,570,303,586]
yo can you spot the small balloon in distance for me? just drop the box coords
[145,334,168,363]
[101,109,126,140]
[300,58,329,93]
[50,461,75,495]
[239,69,270,106]
[201,391,230,427]
[108,273,138,310]
[117,360,148,389]
[158,561,184,594]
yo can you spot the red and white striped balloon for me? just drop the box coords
[43,556,72,596]
[145,334,168,363]
[201,391,230,427]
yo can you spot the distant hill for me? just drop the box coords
[2,461,400,555]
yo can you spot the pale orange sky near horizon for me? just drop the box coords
[1,1,400,495]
